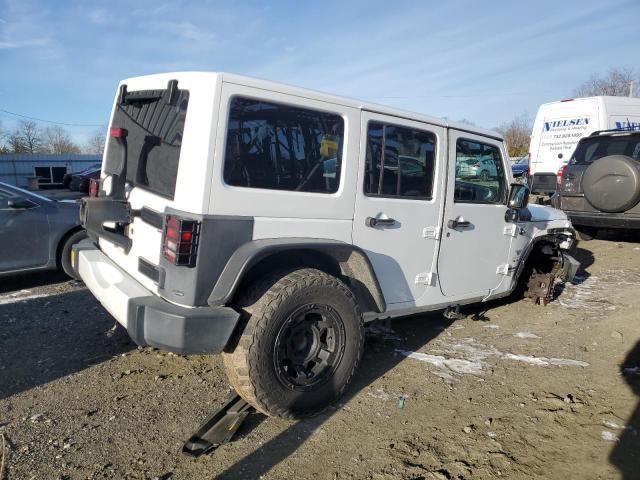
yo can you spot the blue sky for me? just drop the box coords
[0,0,638,145]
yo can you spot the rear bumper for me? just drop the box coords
[72,241,240,354]
[563,210,640,229]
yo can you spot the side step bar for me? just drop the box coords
[182,392,255,457]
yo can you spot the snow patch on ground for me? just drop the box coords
[601,431,618,442]
[514,332,541,339]
[502,353,589,367]
[559,269,640,313]
[603,420,624,430]
[398,337,588,382]
[0,289,55,305]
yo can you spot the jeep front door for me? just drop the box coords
[437,130,512,299]
[352,112,446,306]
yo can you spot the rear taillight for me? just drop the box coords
[557,165,566,185]
[89,178,100,197]
[110,127,128,138]
[163,215,200,267]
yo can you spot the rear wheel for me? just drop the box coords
[60,229,87,279]
[222,268,364,419]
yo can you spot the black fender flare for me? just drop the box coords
[207,238,386,313]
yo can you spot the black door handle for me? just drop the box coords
[447,217,471,229]
[366,216,396,228]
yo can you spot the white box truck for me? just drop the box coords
[529,96,640,195]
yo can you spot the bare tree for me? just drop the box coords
[8,120,46,154]
[44,125,80,154]
[496,113,532,157]
[0,121,8,154]
[573,67,638,97]
[85,127,107,155]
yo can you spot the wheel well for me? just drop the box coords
[55,226,85,268]
[514,238,561,291]
[231,248,383,314]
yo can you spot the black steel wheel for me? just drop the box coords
[274,303,346,391]
[222,268,363,419]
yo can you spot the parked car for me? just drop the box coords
[74,72,578,419]
[69,168,100,193]
[554,128,640,239]
[529,96,640,195]
[0,182,86,278]
[511,154,529,182]
[455,141,500,181]
[62,163,101,188]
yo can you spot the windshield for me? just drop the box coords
[571,134,640,165]
[2,183,52,202]
[516,155,529,165]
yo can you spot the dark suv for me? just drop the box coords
[554,128,640,239]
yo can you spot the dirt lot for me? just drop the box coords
[1,233,639,480]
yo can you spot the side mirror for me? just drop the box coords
[505,183,529,222]
[507,183,529,209]
[8,196,35,209]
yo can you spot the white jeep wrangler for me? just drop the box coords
[73,72,578,419]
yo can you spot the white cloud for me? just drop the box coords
[0,37,49,49]
[147,20,217,45]
[88,8,109,25]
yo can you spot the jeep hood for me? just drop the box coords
[524,204,569,222]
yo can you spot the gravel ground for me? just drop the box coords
[1,232,639,480]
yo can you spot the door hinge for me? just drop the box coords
[423,226,441,240]
[503,224,518,237]
[415,271,437,285]
[496,264,515,276]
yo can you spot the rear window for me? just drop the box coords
[571,134,640,165]
[104,83,189,199]
[223,97,344,193]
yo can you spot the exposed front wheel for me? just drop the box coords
[222,268,364,419]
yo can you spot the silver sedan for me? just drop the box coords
[0,182,87,278]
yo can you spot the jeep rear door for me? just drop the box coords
[437,130,512,299]
[352,112,446,306]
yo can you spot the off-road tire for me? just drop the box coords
[60,229,88,279]
[222,268,364,419]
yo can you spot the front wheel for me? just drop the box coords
[222,268,364,419]
[60,229,88,279]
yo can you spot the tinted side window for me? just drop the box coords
[223,97,344,193]
[364,122,436,199]
[572,136,640,164]
[454,139,505,203]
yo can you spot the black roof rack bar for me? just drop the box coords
[590,127,640,136]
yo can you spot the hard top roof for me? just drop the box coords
[122,71,503,141]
